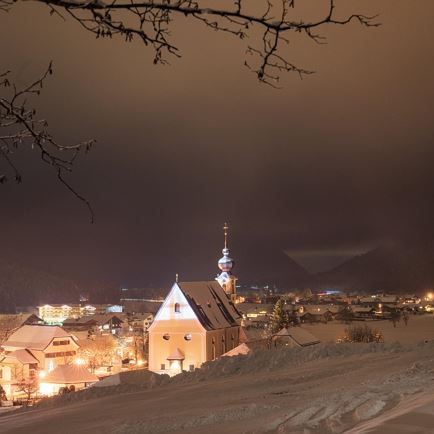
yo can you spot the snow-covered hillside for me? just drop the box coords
[1,337,434,434]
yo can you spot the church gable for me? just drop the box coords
[149,284,204,331]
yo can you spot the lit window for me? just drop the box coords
[163,333,170,340]
[184,333,192,341]
[174,303,180,313]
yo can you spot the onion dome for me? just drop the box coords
[218,248,234,273]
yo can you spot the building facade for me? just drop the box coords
[148,225,242,375]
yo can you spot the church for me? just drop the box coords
[148,224,242,375]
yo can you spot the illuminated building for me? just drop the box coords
[0,325,80,399]
[38,304,123,325]
[148,225,242,375]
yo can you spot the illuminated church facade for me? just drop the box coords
[148,224,242,374]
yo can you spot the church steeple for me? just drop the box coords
[216,223,237,301]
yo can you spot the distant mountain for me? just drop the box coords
[237,248,311,289]
[313,241,434,293]
[0,260,119,312]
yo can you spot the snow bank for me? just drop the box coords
[36,369,170,409]
[170,341,406,384]
[35,341,413,410]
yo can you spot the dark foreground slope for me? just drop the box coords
[2,341,434,434]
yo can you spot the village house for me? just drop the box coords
[0,325,79,399]
[272,327,321,348]
[128,313,154,334]
[148,225,242,375]
[63,314,124,335]
[299,305,334,323]
[39,364,98,396]
[237,303,273,327]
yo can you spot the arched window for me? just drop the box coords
[174,303,180,313]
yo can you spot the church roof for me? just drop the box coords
[177,281,241,331]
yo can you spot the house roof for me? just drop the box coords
[222,343,251,357]
[236,303,274,314]
[43,364,98,384]
[302,306,331,316]
[3,325,77,351]
[0,349,39,365]
[177,281,241,331]
[63,317,97,326]
[0,313,42,330]
[273,327,320,347]
[352,306,374,313]
[64,314,123,326]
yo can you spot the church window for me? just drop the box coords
[184,333,192,341]
[174,303,180,313]
[163,333,170,340]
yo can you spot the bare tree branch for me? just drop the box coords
[27,0,379,86]
[0,63,95,221]
[1,1,378,218]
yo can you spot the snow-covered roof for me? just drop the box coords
[352,306,374,313]
[302,306,331,316]
[43,364,98,384]
[0,349,39,365]
[0,313,42,330]
[273,327,320,347]
[3,325,77,351]
[222,343,251,357]
[176,281,241,330]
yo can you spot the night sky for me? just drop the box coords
[1,1,434,288]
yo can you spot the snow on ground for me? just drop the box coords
[1,316,434,434]
[301,314,434,345]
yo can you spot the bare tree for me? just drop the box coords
[78,335,117,371]
[3,0,378,86]
[0,65,95,220]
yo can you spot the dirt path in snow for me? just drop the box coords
[1,345,434,434]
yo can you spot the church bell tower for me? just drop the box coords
[216,223,237,302]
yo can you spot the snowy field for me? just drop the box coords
[1,316,434,434]
[302,314,434,345]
